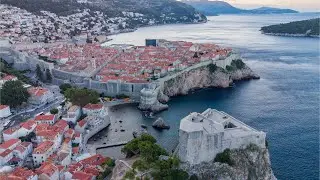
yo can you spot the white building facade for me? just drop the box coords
[0,105,11,118]
[178,109,266,165]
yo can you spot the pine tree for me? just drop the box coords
[46,69,52,83]
[36,64,43,81]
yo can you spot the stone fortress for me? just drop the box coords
[178,108,266,165]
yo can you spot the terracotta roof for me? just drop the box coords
[13,144,27,153]
[20,141,32,148]
[2,75,17,81]
[35,114,55,121]
[33,141,54,154]
[77,120,87,127]
[83,103,103,110]
[83,166,100,176]
[28,87,49,97]
[74,132,81,138]
[0,139,20,149]
[79,154,106,167]
[2,126,20,135]
[0,104,9,110]
[8,167,36,180]
[21,120,36,130]
[35,123,49,132]
[72,171,94,180]
[0,149,12,157]
[36,130,58,139]
[37,163,58,177]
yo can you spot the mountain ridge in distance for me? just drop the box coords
[183,1,299,16]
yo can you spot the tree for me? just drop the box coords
[45,69,52,83]
[59,83,72,94]
[64,87,99,107]
[50,108,59,114]
[19,132,35,142]
[0,80,30,107]
[36,64,43,81]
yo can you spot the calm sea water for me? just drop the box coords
[106,13,320,180]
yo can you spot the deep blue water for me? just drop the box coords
[107,13,320,180]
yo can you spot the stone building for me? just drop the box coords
[178,109,266,165]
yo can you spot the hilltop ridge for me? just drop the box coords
[183,1,298,15]
[1,0,206,41]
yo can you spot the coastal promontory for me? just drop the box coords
[261,18,320,37]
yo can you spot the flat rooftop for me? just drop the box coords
[180,108,260,134]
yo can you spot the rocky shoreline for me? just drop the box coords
[181,144,277,180]
[262,32,320,38]
[163,62,259,97]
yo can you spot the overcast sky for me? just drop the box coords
[183,0,320,12]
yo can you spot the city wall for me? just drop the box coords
[52,69,149,98]
[156,53,239,90]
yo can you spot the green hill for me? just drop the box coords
[261,18,320,37]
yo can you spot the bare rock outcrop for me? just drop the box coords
[163,62,259,97]
[182,144,276,180]
[152,117,170,129]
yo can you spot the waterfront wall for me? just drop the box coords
[83,116,111,145]
[52,70,149,98]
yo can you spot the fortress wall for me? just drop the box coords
[88,79,149,97]
[0,48,55,71]
[214,53,239,69]
[52,69,87,83]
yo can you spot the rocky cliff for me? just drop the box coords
[182,144,276,180]
[163,61,259,97]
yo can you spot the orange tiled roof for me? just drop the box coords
[0,104,9,110]
[77,119,87,127]
[8,167,36,180]
[35,114,55,121]
[2,75,17,81]
[0,149,12,157]
[33,141,54,154]
[27,87,49,97]
[36,162,58,177]
[83,103,103,110]
[21,120,36,130]
[2,126,20,135]
[72,171,94,180]
[0,139,20,149]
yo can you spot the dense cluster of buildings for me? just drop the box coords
[0,4,146,44]
[24,43,119,75]
[18,39,232,84]
[0,73,55,119]
[0,102,109,179]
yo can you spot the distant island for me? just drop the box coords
[261,18,320,37]
[182,0,298,16]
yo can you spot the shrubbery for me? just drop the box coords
[122,134,189,180]
[208,64,218,73]
[214,148,234,166]
[64,87,99,107]
[0,80,30,107]
[50,108,59,114]
[226,59,245,72]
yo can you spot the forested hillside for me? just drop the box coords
[261,18,320,37]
